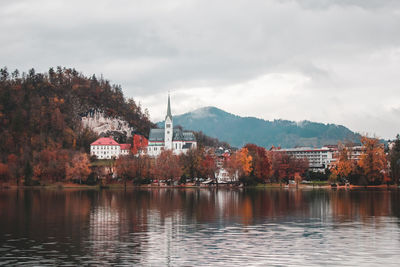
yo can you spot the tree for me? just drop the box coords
[244,144,271,183]
[153,150,182,185]
[358,136,387,185]
[23,161,33,186]
[33,149,69,183]
[290,156,308,187]
[199,150,217,181]
[0,163,8,182]
[238,148,252,177]
[133,154,153,184]
[389,134,400,184]
[225,148,253,184]
[7,154,20,185]
[65,152,91,184]
[0,66,155,185]
[270,151,291,184]
[180,148,202,181]
[224,151,241,182]
[115,155,137,188]
[270,151,308,185]
[330,144,355,184]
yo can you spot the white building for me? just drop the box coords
[275,146,336,172]
[90,137,131,159]
[120,144,131,156]
[147,95,197,157]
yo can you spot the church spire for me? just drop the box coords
[166,93,172,120]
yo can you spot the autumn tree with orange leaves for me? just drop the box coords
[238,148,253,176]
[244,144,271,183]
[329,144,355,183]
[358,136,387,185]
[225,148,252,184]
[65,152,91,184]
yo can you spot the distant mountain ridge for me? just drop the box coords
[157,106,360,148]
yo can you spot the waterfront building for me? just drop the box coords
[272,146,336,172]
[272,144,365,172]
[147,95,197,156]
[90,137,131,159]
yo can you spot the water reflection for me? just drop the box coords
[1,188,400,266]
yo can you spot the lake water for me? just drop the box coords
[1,188,400,266]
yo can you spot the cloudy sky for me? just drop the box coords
[1,0,400,138]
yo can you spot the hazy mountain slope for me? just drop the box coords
[158,106,360,148]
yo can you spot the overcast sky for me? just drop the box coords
[1,0,400,139]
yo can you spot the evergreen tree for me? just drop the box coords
[390,135,400,184]
[23,161,33,186]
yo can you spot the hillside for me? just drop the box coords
[0,67,154,175]
[158,106,360,148]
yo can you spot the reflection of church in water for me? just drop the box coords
[147,94,197,157]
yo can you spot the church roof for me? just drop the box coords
[182,131,196,141]
[149,129,164,141]
[148,128,196,142]
[149,94,196,144]
[173,129,184,140]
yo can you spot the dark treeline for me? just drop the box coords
[193,131,232,149]
[0,67,154,184]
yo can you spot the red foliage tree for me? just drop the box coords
[244,144,271,182]
[33,149,69,183]
[0,162,8,182]
[115,155,137,188]
[199,151,217,180]
[270,151,308,184]
[153,150,182,184]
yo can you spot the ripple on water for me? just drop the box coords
[1,189,400,266]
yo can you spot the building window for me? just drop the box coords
[167,124,171,128]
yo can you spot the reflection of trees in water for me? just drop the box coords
[329,189,396,223]
[130,189,313,226]
[0,190,94,263]
[2,188,400,264]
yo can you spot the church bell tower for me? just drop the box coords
[164,94,173,150]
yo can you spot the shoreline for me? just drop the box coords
[0,182,398,190]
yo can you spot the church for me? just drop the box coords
[147,95,197,157]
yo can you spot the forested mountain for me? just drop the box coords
[0,67,154,183]
[158,106,361,148]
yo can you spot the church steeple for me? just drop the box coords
[166,93,172,120]
[164,93,173,150]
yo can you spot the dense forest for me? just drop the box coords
[0,67,154,184]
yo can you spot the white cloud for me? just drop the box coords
[1,0,400,139]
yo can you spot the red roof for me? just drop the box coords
[91,137,119,146]
[120,144,131,150]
